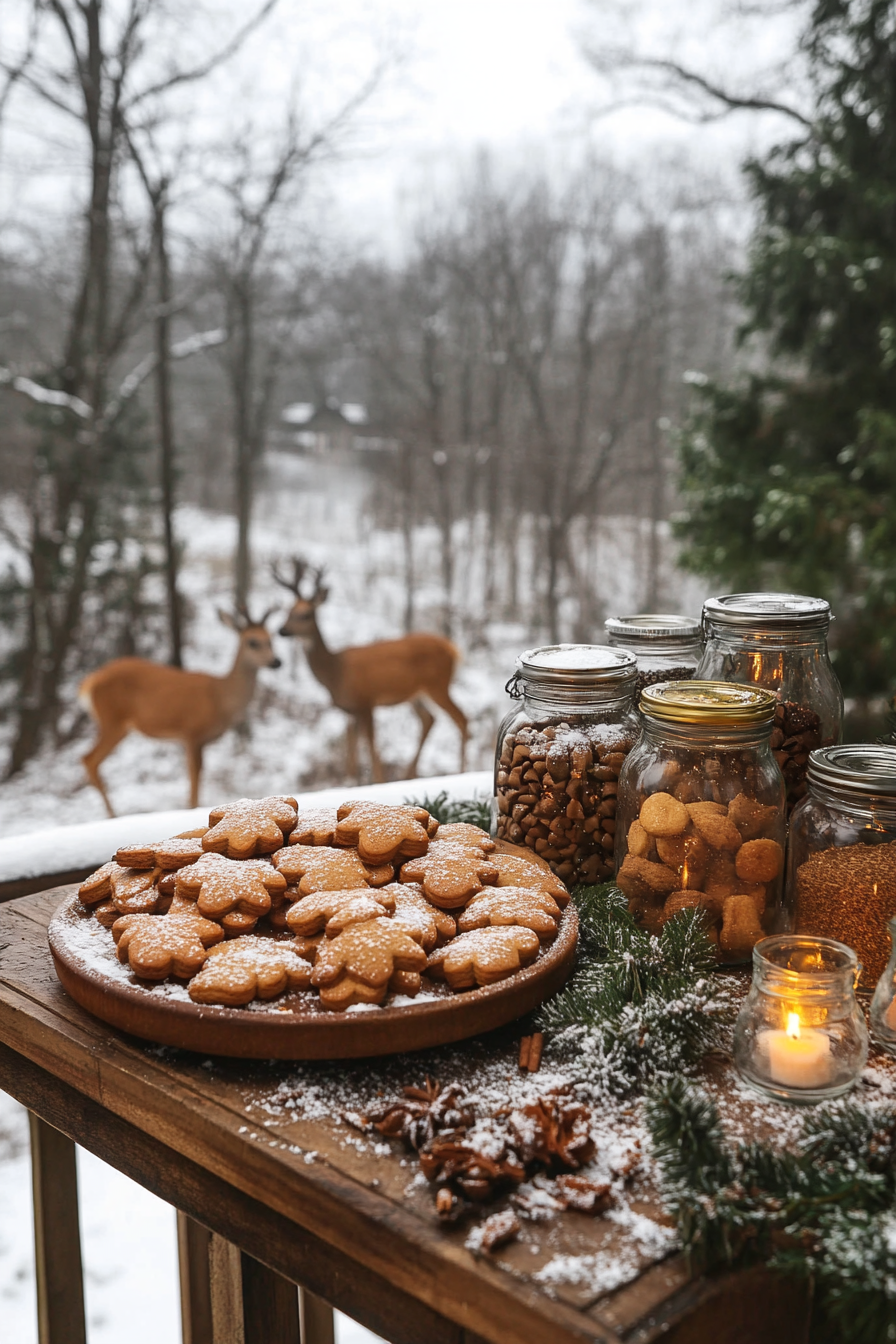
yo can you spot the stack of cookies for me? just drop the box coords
[76,797,569,1011]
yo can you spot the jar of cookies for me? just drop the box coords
[788,745,896,989]
[698,593,843,812]
[494,645,639,887]
[614,681,787,963]
[604,614,702,696]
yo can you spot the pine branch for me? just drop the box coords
[408,791,492,830]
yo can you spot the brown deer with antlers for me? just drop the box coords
[273,558,468,782]
[78,607,281,815]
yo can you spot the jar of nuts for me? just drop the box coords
[493,645,639,887]
[604,613,702,695]
[788,745,896,989]
[614,681,787,964]
[697,593,843,812]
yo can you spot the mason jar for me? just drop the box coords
[614,681,787,963]
[698,592,843,812]
[494,645,639,887]
[604,613,702,695]
[788,744,896,987]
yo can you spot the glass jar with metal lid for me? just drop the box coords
[788,745,896,987]
[494,645,639,887]
[697,592,844,812]
[614,680,787,964]
[604,614,703,695]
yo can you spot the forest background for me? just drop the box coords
[1,0,892,836]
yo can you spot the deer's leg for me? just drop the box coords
[345,716,359,781]
[407,698,435,778]
[185,741,204,809]
[427,686,469,773]
[82,724,128,817]
[358,707,384,783]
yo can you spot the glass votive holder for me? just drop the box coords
[733,934,868,1104]
[870,917,896,1054]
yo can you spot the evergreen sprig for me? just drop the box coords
[408,791,492,830]
[647,1077,896,1344]
[539,884,735,1097]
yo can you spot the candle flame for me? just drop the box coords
[681,859,689,889]
[786,1012,801,1040]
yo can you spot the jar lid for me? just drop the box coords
[605,613,702,643]
[515,644,636,689]
[807,744,896,797]
[703,592,831,632]
[641,679,778,725]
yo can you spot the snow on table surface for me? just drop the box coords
[0,771,492,883]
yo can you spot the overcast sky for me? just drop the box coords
[0,0,806,257]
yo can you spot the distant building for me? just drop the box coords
[279,397,395,454]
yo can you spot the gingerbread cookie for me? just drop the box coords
[203,796,298,859]
[639,792,689,837]
[317,976,389,1011]
[431,822,495,853]
[78,860,118,905]
[399,843,498,910]
[292,933,324,963]
[289,807,338,847]
[176,853,286,933]
[188,938,312,1006]
[273,844,393,893]
[488,852,570,907]
[427,926,540,989]
[388,969,422,997]
[334,802,434,865]
[616,855,679,903]
[285,887,397,938]
[727,793,779,842]
[110,865,163,915]
[114,838,204,870]
[311,918,427,1008]
[387,883,456,951]
[735,838,783,884]
[457,887,560,941]
[686,802,742,852]
[113,894,224,980]
[93,899,119,928]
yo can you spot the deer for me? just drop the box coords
[78,606,281,816]
[272,558,468,783]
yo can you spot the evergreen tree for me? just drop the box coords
[676,0,896,702]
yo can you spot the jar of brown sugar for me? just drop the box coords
[493,645,639,887]
[788,745,896,988]
[697,593,843,813]
[614,681,787,963]
[604,614,703,696]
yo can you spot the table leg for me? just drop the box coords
[300,1288,336,1344]
[178,1212,214,1344]
[28,1113,87,1344]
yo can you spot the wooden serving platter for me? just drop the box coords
[48,890,578,1059]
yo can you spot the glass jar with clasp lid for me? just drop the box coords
[697,592,843,813]
[614,681,787,963]
[789,745,896,989]
[604,614,703,696]
[494,645,639,887]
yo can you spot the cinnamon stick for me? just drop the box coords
[518,1035,532,1070]
[527,1032,544,1073]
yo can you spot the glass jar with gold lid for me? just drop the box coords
[614,680,787,963]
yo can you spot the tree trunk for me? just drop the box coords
[154,198,184,665]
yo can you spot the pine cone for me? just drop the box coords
[419,1129,525,1201]
[508,1094,595,1171]
[369,1077,473,1152]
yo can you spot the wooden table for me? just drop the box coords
[0,886,811,1344]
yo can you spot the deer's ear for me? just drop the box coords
[314,587,330,607]
[218,608,239,630]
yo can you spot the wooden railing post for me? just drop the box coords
[300,1288,336,1344]
[28,1113,87,1344]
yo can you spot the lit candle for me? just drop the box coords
[760,1012,833,1088]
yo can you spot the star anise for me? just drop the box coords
[513,1172,613,1218]
[508,1093,595,1171]
[418,1129,525,1201]
[368,1077,473,1152]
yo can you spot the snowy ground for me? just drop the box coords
[0,449,711,840]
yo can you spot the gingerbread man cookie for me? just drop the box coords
[110,865,163,915]
[113,894,224,980]
[273,844,393,893]
[203,796,298,859]
[285,887,397,938]
[386,883,456,951]
[311,917,427,1009]
[399,843,498,910]
[334,802,434,865]
[176,853,286,933]
[457,886,560,941]
[431,822,495,853]
[79,861,118,905]
[488,852,570,907]
[289,807,339,847]
[189,938,312,1006]
[427,926,540,989]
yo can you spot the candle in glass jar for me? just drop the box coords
[760,1012,833,1088]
